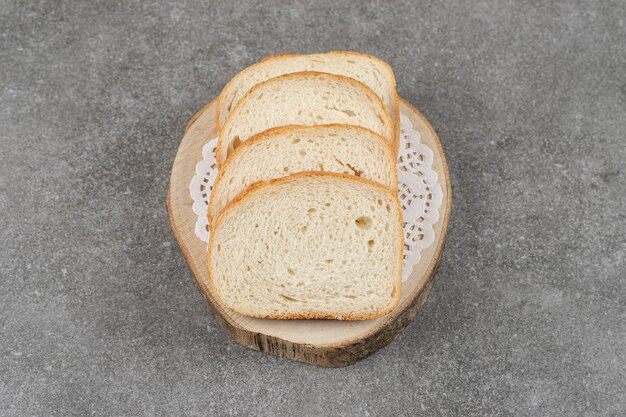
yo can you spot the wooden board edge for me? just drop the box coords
[167,97,452,367]
[165,187,247,335]
[215,253,442,368]
[185,99,215,133]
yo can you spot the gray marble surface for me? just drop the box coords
[1,1,625,416]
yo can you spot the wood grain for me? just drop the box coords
[167,97,451,367]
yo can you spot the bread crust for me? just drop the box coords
[207,171,403,320]
[262,52,401,156]
[216,51,398,130]
[267,53,401,155]
[208,123,398,225]
[217,71,394,167]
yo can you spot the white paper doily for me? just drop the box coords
[190,114,443,282]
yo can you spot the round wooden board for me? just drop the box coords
[167,97,451,367]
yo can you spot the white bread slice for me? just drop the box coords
[208,124,397,225]
[208,172,403,320]
[216,72,394,166]
[216,51,400,153]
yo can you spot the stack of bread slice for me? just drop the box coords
[208,52,403,320]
